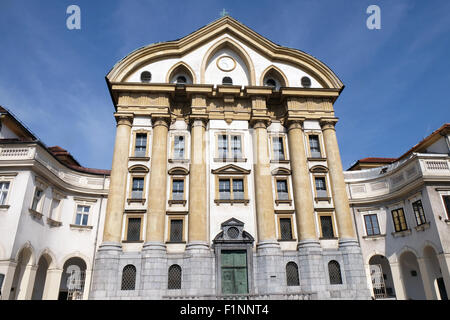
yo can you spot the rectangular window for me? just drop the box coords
[174,136,185,159]
[391,208,408,232]
[31,188,43,211]
[412,200,427,226]
[232,179,244,200]
[272,137,285,161]
[279,218,293,240]
[218,135,228,158]
[309,135,321,158]
[75,205,90,226]
[132,177,144,199]
[231,135,242,159]
[49,199,61,220]
[320,216,334,239]
[364,214,380,236]
[135,133,147,157]
[315,177,327,198]
[277,180,289,200]
[172,180,184,200]
[170,219,183,242]
[219,179,231,200]
[127,217,141,241]
[442,196,450,220]
[0,181,10,205]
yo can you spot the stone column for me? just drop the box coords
[390,261,407,300]
[286,120,318,247]
[437,253,450,299]
[252,120,278,244]
[42,268,63,300]
[187,118,208,249]
[320,119,357,242]
[144,117,170,251]
[417,257,438,300]
[102,113,134,244]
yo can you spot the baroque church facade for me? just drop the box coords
[0,16,448,300]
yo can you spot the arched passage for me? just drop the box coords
[31,254,52,300]
[58,257,87,300]
[423,246,448,300]
[9,246,35,300]
[399,251,426,300]
[368,255,396,299]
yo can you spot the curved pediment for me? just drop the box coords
[107,16,343,89]
[271,167,291,176]
[128,164,149,173]
[310,165,329,173]
[211,164,251,175]
[168,166,189,175]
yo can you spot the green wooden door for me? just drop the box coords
[221,250,248,294]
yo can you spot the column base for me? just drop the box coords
[97,241,122,254]
[297,239,321,251]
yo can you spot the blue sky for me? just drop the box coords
[0,0,449,170]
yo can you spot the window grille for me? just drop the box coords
[134,133,147,157]
[0,182,9,205]
[168,265,182,289]
[127,218,141,241]
[170,219,183,242]
[364,214,380,236]
[227,227,239,239]
[320,216,334,239]
[121,265,136,290]
[67,270,86,300]
[309,135,321,158]
[328,260,342,285]
[412,200,427,226]
[286,262,299,286]
[132,177,144,199]
[280,218,293,240]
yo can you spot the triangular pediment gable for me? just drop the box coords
[221,217,244,228]
[107,16,343,89]
[211,164,250,175]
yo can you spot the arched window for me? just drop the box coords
[168,264,182,289]
[140,71,152,83]
[121,265,136,290]
[222,77,233,85]
[286,262,299,286]
[328,260,342,285]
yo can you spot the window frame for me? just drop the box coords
[0,180,11,207]
[313,174,330,201]
[169,176,187,205]
[269,134,289,163]
[305,131,326,159]
[130,130,151,159]
[170,132,189,162]
[166,216,186,243]
[391,207,408,232]
[29,177,48,218]
[363,214,381,236]
[123,215,143,243]
[411,199,427,226]
[127,172,147,205]
[443,195,450,220]
[214,132,246,162]
[277,214,296,241]
[274,177,292,205]
[70,197,97,229]
[317,212,337,239]
[214,176,249,205]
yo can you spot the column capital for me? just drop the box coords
[188,116,208,128]
[285,118,306,131]
[250,118,271,129]
[319,118,338,131]
[151,116,171,129]
[113,113,134,126]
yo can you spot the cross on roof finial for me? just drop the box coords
[219,8,229,17]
